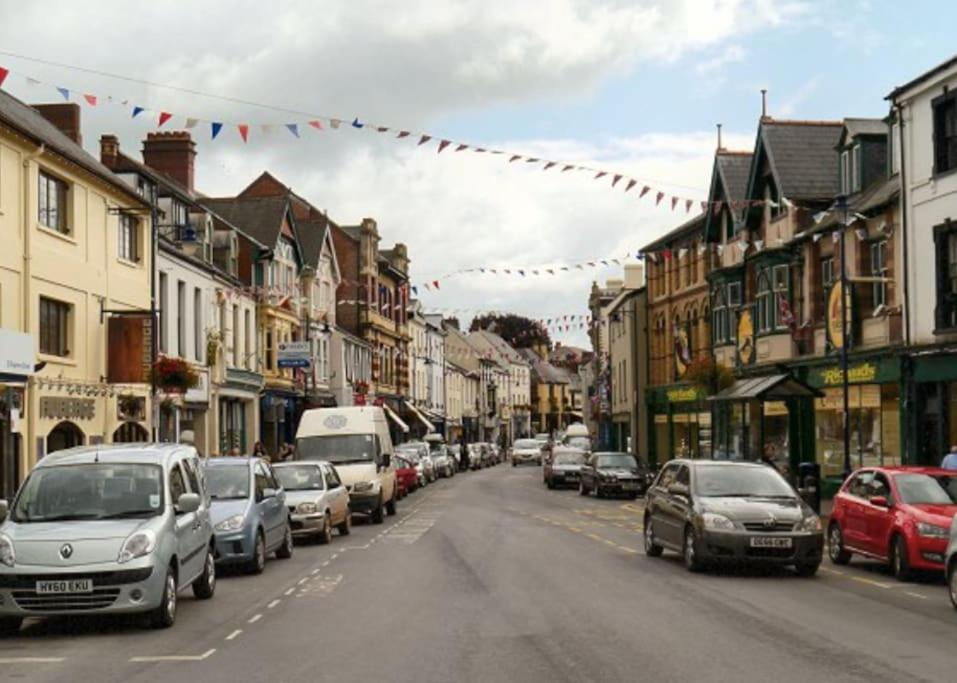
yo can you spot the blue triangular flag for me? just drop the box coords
[211,122,223,139]
[132,106,144,118]
[56,87,70,101]
[285,124,299,138]
[635,252,644,261]
[411,286,418,296]
[352,117,364,129]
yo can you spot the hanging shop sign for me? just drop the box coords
[40,397,95,421]
[737,310,755,366]
[665,387,702,403]
[826,281,854,351]
[277,341,311,369]
[0,329,35,376]
[673,323,692,379]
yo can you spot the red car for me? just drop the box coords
[394,454,418,499]
[828,466,957,580]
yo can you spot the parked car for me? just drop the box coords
[207,458,294,574]
[489,444,503,465]
[393,455,420,497]
[296,407,399,524]
[534,433,551,442]
[643,460,823,576]
[0,444,216,634]
[468,444,485,470]
[399,444,435,484]
[947,516,957,609]
[512,438,544,467]
[431,447,457,478]
[561,423,592,453]
[828,467,957,581]
[272,462,351,544]
[544,449,587,489]
[578,452,647,499]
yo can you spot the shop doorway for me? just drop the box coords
[47,421,85,454]
[113,422,148,443]
[917,383,946,466]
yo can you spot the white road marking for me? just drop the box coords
[284,587,296,596]
[248,614,263,624]
[311,568,320,575]
[298,577,308,585]
[129,649,216,663]
[321,561,330,567]
[905,591,929,600]
[225,629,242,641]
[267,599,281,609]
[0,657,65,664]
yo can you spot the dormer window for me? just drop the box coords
[840,145,862,195]
[171,201,188,228]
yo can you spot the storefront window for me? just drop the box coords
[815,384,900,477]
[653,415,669,465]
[672,413,697,459]
[763,401,790,470]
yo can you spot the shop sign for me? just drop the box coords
[0,329,35,376]
[809,358,898,388]
[40,397,95,421]
[737,311,754,366]
[826,281,853,350]
[277,341,311,369]
[666,387,701,403]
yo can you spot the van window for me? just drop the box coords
[169,465,187,507]
[182,458,202,495]
[298,434,377,464]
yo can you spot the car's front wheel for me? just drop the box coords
[192,546,216,599]
[246,531,266,574]
[546,478,554,489]
[318,513,333,545]
[372,496,386,524]
[827,523,851,565]
[644,517,663,557]
[276,523,294,559]
[149,566,177,629]
[683,526,704,573]
[386,489,398,516]
[890,535,912,581]
[948,561,957,611]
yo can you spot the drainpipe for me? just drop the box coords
[896,102,911,348]
[21,143,44,478]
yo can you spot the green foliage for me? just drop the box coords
[469,313,551,350]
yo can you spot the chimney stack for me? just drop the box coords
[760,89,770,121]
[100,134,120,169]
[142,132,196,191]
[716,123,723,151]
[33,103,82,145]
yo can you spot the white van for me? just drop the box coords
[562,422,592,452]
[295,407,398,524]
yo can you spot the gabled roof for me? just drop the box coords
[705,150,753,240]
[517,348,570,385]
[468,330,528,367]
[0,92,147,207]
[887,52,957,102]
[297,219,327,267]
[748,119,843,201]
[199,196,292,250]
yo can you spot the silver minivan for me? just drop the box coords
[0,444,216,635]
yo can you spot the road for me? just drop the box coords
[2,464,956,682]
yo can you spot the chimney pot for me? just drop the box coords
[33,103,82,145]
[142,131,196,191]
[100,134,120,168]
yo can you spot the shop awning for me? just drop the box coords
[404,400,436,433]
[382,403,409,433]
[710,374,822,402]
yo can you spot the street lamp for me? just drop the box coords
[835,194,852,481]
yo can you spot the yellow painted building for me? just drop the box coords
[0,97,153,491]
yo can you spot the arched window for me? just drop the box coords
[756,269,773,333]
[47,421,85,455]
[113,422,148,443]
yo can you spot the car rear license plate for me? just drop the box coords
[622,483,638,490]
[36,579,93,594]
[749,537,792,549]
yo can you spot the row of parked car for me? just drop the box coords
[0,406,496,636]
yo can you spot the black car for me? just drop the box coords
[643,460,824,575]
[578,452,648,499]
[544,448,587,489]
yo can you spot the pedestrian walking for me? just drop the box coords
[942,445,957,471]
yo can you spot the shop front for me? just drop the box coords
[907,354,957,467]
[646,385,710,467]
[0,330,34,498]
[261,389,302,457]
[217,368,263,455]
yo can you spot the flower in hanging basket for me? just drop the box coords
[353,380,370,395]
[151,355,200,394]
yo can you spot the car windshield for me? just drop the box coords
[428,441,445,453]
[894,473,957,505]
[554,452,585,465]
[694,465,795,498]
[206,465,251,500]
[514,439,540,450]
[597,454,636,469]
[395,457,411,469]
[565,436,591,450]
[274,465,324,491]
[13,463,164,523]
[298,434,377,463]
[397,449,419,463]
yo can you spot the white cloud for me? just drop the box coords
[695,45,746,76]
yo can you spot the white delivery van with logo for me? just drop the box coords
[295,407,398,524]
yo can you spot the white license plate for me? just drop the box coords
[36,579,93,594]
[621,483,639,490]
[749,537,792,549]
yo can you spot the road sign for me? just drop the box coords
[278,341,311,369]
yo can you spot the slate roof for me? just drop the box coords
[469,330,528,366]
[856,174,900,214]
[716,151,752,204]
[518,348,570,385]
[843,118,887,140]
[199,196,290,248]
[297,218,328,267]
[0,91,147,206]
[758,120,843,200]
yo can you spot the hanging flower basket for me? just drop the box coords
[354,380,370,396]
[151,356,200,395]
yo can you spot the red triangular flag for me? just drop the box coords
[308,120,323,129]
[433,280,440,290]
[455,143,468,152]
[437,140,451,153]
[655,191,665,205]
[158,112,173,127]
[625,179,637,192]
[0,67,8,89]
[238,124,249,143]
[612,174,622,187]
[640,186,651,198]
[663,249,672,260]
[671,196,679,210]
[397,131,411,138]
[83,94,97,106]
[418,134,432,145]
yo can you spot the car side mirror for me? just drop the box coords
[868,495,889,508]
[668,483,690,498]
[262,487,278,500]
[176,493,201,515]
[383,453,391,468]
[0,500,8,523]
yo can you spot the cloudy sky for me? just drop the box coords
[0,1,952,347]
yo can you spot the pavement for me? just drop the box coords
[2,465,956,683]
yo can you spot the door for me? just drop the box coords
[169,463,201,582]
[841,471,872,552]
[649,463,681,548]
[324,465,348,524]
[254,461,282,550]
[861,472,895,558]
[659,464,692,547]
[178,457,208,583]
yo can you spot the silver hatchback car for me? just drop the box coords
[0,444,216,635]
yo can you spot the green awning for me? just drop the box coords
[710,374,822,402]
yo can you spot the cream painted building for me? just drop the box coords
[0,97,153,491]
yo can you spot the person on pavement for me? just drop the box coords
[942,445,957,470]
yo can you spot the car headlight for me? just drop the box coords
[215,514,245,532]
[797,515,822,532]
[118,529,156,564]
[702,513,735,531]
[296,502,319,514]
[353,481,375,493]
[0,533,15,567]
[916,522,949,538]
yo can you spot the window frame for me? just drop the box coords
[38,296,71,357]
[38,170,69,235]
[118,213,139,263]
[933,219,957,332]
[772,264,790,331]
[755,269,773,334]
[933,91,957,177]
[871,240,888,309]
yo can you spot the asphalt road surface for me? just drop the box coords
[2,465,956,683]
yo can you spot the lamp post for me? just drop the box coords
[836,195,852,481]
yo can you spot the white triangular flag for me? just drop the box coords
[754,240,764,251]
[812,233,822,243]
[737,241,749,254]
[184,118,199,129]
[677,248,688,259]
